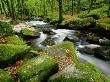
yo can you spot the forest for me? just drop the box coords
[0,0,110,82]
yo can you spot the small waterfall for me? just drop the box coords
[31,32,47,48]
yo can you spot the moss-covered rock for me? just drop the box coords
[0,35,26,45]
[0,69,15,82]
[17,55,58,82]
[97,18,110,31]
[78,44,100,55]
[86,33,101,44]
[6,35,26,45]
[94,46,110,60]
[0,44,29,67]
[48,63,110,82]
[0,21,13,36]
[41,37,55,46]
[41,41,77,70]
[96,18,110,39]
[99,39,110,46]
[21,28,40,39]
[61,17,95,29]
[42,28,55,35]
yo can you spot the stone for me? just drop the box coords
[94,46,110,60]
[17,55,58,82]
[48,63,110,82]
[78,44,100,55]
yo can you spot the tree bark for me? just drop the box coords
[57,0,63,23]
[71,0,74,15]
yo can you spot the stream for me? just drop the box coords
[14,17,110,78]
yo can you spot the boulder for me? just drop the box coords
[41,37,55,46]
[78,44,100,55]
[48,63,110,82]
[33,17,44,21]
[6,35,26,45]
[42,28,56,35]
[0,69,15,82]
[86,33,100,44]
[94,46,110,60]
[42,41,78,70]
[64,36,79,42]
[61,17,96,30]
[99,38,110,46]
[21,28,40,39]
[0,44,29,67]
[13,23,29,33]
[17,55,58,82]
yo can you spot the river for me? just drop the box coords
[14,17,110,78]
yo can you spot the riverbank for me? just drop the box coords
[0,18,110,82]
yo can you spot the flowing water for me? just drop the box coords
[16,18,110,78]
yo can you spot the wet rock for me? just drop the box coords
[64,35,79,42]
[42,28,56,35]
[99,38,110,46]
[17,55,58,82]
[64,37,75,42]
[0,69,15,82]
[13,23,29,33]
[33,17,44,21]
[94,46,110,60]
[78,44,100,55]
[48,63,110,82]
[41,37,55,46]
[86,33,100,44]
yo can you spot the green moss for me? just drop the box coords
[97,23,110,30]
[96,18,110,30]
[0,44,30,66]
[0,69,15,82]
[79,5,108,19]
[48,63,110,82]
[21,28,36,36]
[42,41,78,65]
[62,17,95,29]
[17,55,58,82]
[6,35,26,45]
[0,21,13,36]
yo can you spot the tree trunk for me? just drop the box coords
[71,0,74,16]
[88,0,94,13]
[58,0,63,23]
[108,0,110,17]
[77,0,80,13]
